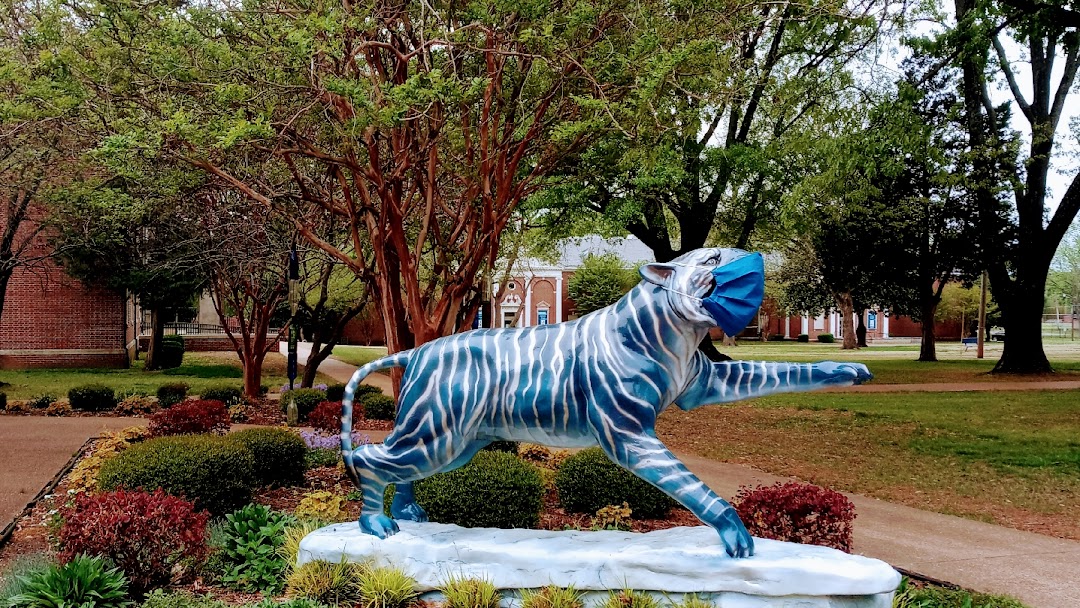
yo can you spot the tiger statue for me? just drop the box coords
[340,247,871,558]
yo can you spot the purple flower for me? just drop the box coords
[314,383,328,391]
[300,430,370,450]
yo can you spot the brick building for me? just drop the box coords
[0,209,130,369]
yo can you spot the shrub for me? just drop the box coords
[306,448,341,469]
[555,448,675,519]
[391,451,543,529]
[281,389,328,422]
[279,520,326,576]
[156,383,189,408]
[27,394,56,409]
[599,590,660,608]
[481,441,519,454]
[200,386,243,406]
[148,400,230,437]
[219,504,295,593]
[325,384,347,402]
[519,586,584,608]
[295,491,348,522]
[114,395,157,416]
[98,435,255,515]
[5,555,132,608]
[158,336,185,370]
[308,401,343,434]
[891,578,1026,608]
[0,392,5,411]
[228,427,306,487]
[591,502,632,531]
[66,428,148,494]
[285,560,364,606]
[140,591,227,608]
[768,334,786,341]
[361,394,396,421]
[68,384,117,411]
[356,567,418,608]
[732,481,856,552]
[439,577,499,608]
[57,489,209,592]
[817,333,835,343]
[796,334,810,343]
[44,401,71,417]
[353,384,383,399]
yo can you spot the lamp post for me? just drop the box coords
[286,245,300,426]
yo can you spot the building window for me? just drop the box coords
[537,309,549,325]
[502,308,518,328]
[814,314,825,330]
[868,312,878,330]
[507,281,516,291]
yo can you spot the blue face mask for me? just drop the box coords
[667,253,765,335]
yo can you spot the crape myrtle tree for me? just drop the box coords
[63,0,761,382]
[943,0,1080,372]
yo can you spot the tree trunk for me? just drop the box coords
[301,334,330,388]
[918,300,939,362]
[855,309,868,348]
[836,292,857,349]
[993,277,1052,373]
[243,352,264,398]
[0,271,10,328]
[144,306,166,370]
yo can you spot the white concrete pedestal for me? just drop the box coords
[298,522,900,607]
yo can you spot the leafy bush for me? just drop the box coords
[66,428,148,494]
[353,384,383,400]
[733,481,856,552]
[325,384,347,402]
[285,560,364,606]
[361,394,396,421]
[295,491,348,522]
[5,555,132,608]
[391,451,543,529]
[98,435,255,515]
[555,448,675,519]
[308,401,343,434]
[228,427,306,487]
[148,400,231,437]
[518,586,584,608]
[27,394,56,409]
[817,333,835,343]
[481,441,519,454]
[281,389,328,423]
[158,335,185,370]
[599,590,660,608]
[156,383,189,408]
[219,504,295,594]
[139,590,227,608]
[0,553,52,605]
[68,384,117,411]
[199,386,243,406]
[57,489,209,592]
[44,401,71,417]
[306,448,341,469]
[796,334,810,343]
[439,577,499,608]
[114,395,157,416]
[591,502,632,531]
[356,567,418,608]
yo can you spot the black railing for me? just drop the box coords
[139,322,282,336]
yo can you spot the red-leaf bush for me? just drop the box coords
[148,399,230,437]
[732,481,856,552]
[58,488,210,592]
[308,400,345,434]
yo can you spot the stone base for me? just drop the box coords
[298,522,900,608]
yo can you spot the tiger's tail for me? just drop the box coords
[341,350,413,486]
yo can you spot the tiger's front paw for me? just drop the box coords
[713,510,755,558]
[359,514,400,538]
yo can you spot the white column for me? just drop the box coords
[523,273,532,327]
[555,274,563,323]
[883,313,890,339]
[784,316,791,339]
[801,315,809,334]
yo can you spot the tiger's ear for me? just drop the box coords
[639,263,677,286]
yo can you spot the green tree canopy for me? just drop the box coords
[567,253,639,316]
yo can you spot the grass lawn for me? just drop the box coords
[331,345,388,368]
[715,341,1080,383]
[0,352,334,401]
[657,389,1080,539]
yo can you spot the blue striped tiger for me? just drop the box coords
[340,247,871,558]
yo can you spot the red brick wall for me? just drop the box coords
[0,212,127,369]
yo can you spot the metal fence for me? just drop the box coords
[138,322,282,336]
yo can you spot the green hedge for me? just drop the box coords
[817,333,835,343]
[796,334,810,343]
[200,386,243,405]
[156,383,189,408]
[159,335,185,370]
[555,447,675,519]
[68,384,117,411]
[386,451,543,529]
[99,435,255,515]
[280,389,326,422]
[228,428,307,487]
[362,394,396,421]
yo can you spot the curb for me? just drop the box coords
[0,435,96,552]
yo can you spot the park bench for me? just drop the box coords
[962,337,978,351]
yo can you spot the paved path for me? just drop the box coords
[0,416,144,532]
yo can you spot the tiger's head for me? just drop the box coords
[638,248,765,333]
